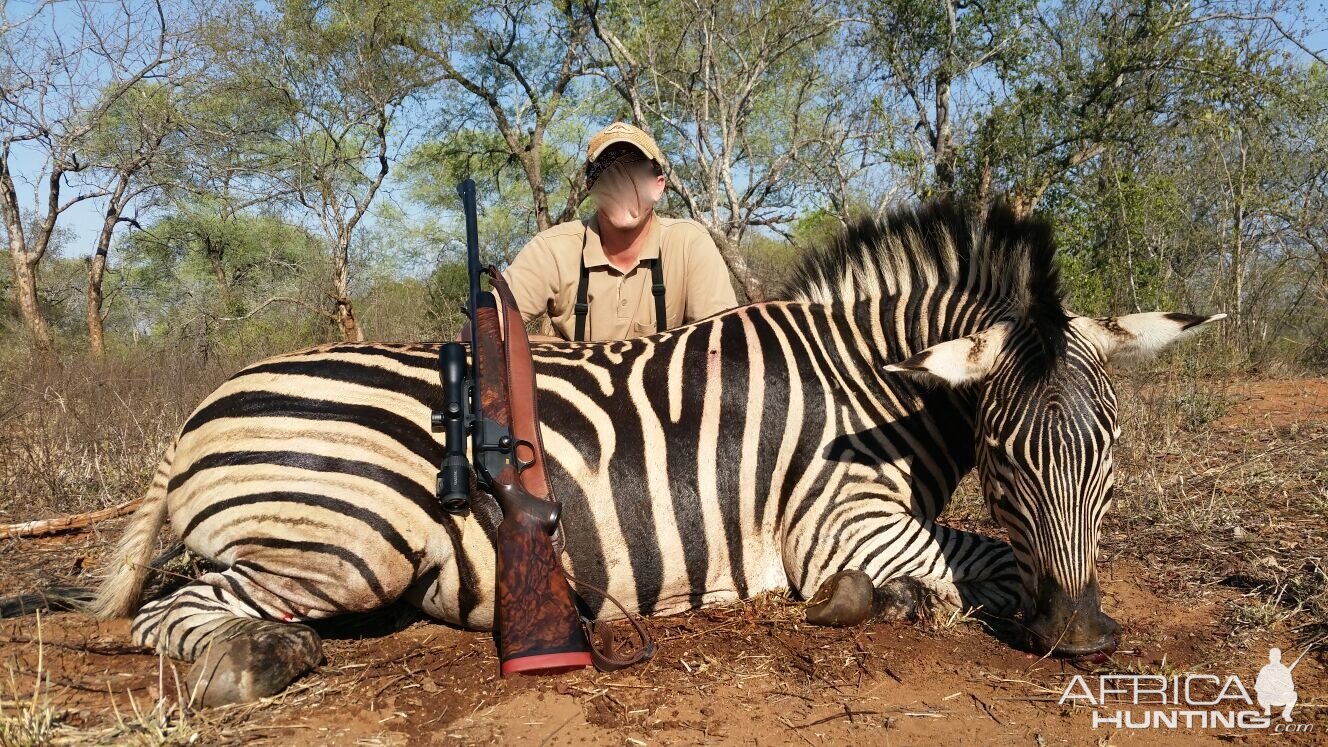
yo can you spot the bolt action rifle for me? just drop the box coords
[434,179,593,675]
[434,179,655,676]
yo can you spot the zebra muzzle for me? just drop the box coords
[1025,576,1120,659]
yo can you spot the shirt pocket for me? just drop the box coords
[630,318,658,338]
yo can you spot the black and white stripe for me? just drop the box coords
[89,200,1220,664]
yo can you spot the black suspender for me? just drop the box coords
[649,257,666,335]
[572,226,667,342]
[574,256,591,342]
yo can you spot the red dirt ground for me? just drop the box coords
[2,378,1326,745]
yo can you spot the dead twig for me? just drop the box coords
[1,497,143,540]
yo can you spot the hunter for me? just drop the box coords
[503,122,738,342]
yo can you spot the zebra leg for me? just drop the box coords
[804,570,937,626]
[131,568,325,707]
[798,511,1024,627]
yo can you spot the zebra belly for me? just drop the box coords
[165,383,463,620]
[161,337,795,631]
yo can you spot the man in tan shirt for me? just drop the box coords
[503,123,738,342]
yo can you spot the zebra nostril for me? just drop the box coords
[1029,610,1121,658]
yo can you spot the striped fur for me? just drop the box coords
[93,200,1216,667]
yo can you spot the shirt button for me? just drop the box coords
[620,299,627,307]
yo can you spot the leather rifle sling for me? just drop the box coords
[485,267,551,500]
[486,267,655,671]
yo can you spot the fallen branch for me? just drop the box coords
[0,497,142,540]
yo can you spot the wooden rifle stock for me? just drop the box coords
[473,299,592,675]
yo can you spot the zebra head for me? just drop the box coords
[887,310,1225,656]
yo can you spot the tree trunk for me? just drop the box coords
[933,73,954,194]
[333,236,364,341]
[8,247,55,353]
[522,143,552,232]
[86,252,108,357]
[86,183,128,358]
[336,297,363,341]
[976,157,993,217]
[206,239,232,307]
[1008,191,1040,220]
[709,227,763,303]
[1,153,56,355]
[1231,133,1247,339]
[932,0,957,195]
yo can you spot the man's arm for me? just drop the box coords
[502,235,562,325]
[682,226,739,320]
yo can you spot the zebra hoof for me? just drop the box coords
[805,570,874,627]
[873,577,925,622]
[185,622,322,707]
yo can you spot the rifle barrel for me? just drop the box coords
[457,178,483,427]
[458,179,481,310]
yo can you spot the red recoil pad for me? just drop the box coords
[495,506,593,675]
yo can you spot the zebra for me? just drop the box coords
[23,200,1219,706]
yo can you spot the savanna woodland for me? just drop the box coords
[2,0,1327,744]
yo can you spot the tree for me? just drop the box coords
[0,0,177,355]
[399,127,589,265]
[851,0,1031,199]
[852,0,1323,219]
[588,0,850,302]
[118,203,327,353]
[390,0,599,232]
[211,0,430,341]
[81,82,188,356]
[1044,52,1327,364]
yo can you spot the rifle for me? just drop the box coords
[434,178,593,675]
[435,179,655,675]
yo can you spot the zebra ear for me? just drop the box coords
[883,323,1010,387]
[1071,312,1227,362]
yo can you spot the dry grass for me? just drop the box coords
[0,616,54,746]
[1108,359,1328,657]
[0,614,203,747]
[0,348,243,523]
[1,340,1325,742]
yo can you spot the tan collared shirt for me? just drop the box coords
[502,213,738,341]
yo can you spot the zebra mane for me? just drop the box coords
[782,199,1069,351]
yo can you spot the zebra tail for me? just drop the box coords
[0,587,97,618]
[86,441,176,619]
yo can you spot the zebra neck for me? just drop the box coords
[861,291,1012,363]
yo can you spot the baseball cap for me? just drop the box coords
[587,122,665,166]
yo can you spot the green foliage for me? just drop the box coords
[425,258,471,338]
[401,128,589,263]
[113,204,331,353]
[3,0,1325,370]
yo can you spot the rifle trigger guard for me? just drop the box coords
[513,438,537,472]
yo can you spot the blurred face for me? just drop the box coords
[589,157,665,231]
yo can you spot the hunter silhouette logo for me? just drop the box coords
[1255,647,1305,722]
[1059,643,1318,732]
